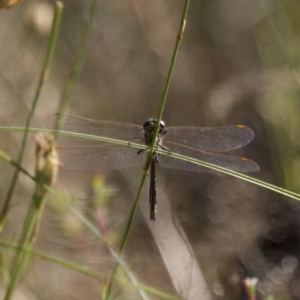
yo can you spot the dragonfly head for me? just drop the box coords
[143,118,166,144]
[143,118,165,133]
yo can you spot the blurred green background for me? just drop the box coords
[1,0,300,299]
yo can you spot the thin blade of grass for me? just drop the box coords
[105,1,190,298]
[4,133,58,299]
[0,240,180,300]
[1,127,300,202]
[0,1,64,233]
[0,147,151,300]
[53,0,99,135]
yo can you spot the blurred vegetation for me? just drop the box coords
[1,0,300,299]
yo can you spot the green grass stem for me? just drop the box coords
[105,1,190,298]
[0,1,63,233]
[0,241,180,299]
[54,0,99,135]
[0,148,150,300]
[1,125,299,298]
[4,199,45,299]
[1,127,300,202]
[4,134,58,299]
[105,172,149,299]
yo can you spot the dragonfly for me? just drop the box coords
[46,114,259,221]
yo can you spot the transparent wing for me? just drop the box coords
[165,125,254,152]
[158,141,259,173]
[45,114,144,140]
[56,140,147,172]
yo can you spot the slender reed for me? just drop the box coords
[4,133,58,299]
[53,0,99,135]
[1,127,300,202]
[0,148,150,300]
[0,2,63,232]
[105,1,190,298]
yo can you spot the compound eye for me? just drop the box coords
[160,120,165,129]
[143,118,155,129]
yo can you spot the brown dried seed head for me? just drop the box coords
[35,132,59,186]
[0,0,22,9]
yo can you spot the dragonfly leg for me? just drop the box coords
[156,139,170,151]
[137,149,144,155]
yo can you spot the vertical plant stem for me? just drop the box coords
[0,147,149,300]
[54,0,99,135]
[4,132,58,300]
[149,0,189,154]
[106,172,149,299]
[0,2,63,232]
[105,1,190,298]
[4,184,48,299]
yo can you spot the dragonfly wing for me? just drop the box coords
[45,114,144,140]
[56,142,147,172]
[165,125,254,152]
[158,141,259,173]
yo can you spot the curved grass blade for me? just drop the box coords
[0,126,299,202]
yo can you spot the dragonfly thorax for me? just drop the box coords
[143,118,166,146]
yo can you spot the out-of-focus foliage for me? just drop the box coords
[0,0,21,9]
[1,0,300,299]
